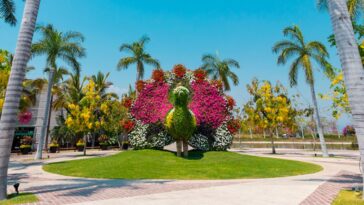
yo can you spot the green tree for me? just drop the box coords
[272,25,332,157]
[201,54,240,91]
[117,36,160,81]
[0,0,16,26]
[0,0,41,200]
[31,24,85,159]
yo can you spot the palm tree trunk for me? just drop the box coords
[35,68,54,160]
[0,0,40,200]
[44,94,54,152]
[309,83,329,157]
[327,0,364,193]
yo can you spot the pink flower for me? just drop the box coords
[189,81,227,129]
[131,82,172,124]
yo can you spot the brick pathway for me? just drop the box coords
[7,149,361,205]
[28,180,243,205]
[300,171,362,205]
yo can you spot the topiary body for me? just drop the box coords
[165,86,196,157]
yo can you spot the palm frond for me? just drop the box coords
[0,0,16,26]
[117,57,137,70]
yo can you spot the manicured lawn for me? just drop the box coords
[43,150,322,179]
[0,193,38,205]
[332,190,364,205]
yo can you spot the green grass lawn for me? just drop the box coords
[43,150,322,179]
[332,190,364,205]
[0,193,38,205]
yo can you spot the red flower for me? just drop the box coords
[226,96,236,110]
[152,69,164,82]
[193,68,207,83]
[121,97,133,109]
[136,80,145,92]
[18,111,32,124]
[227,119,241,134]
[121,119,135,133]
[173,64,187,78]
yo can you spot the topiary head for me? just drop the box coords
[173,86,190,106]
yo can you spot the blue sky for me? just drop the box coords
[0,0,349,128]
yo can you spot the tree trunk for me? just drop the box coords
[270,130,276,154]
[183,139,188,157]
[44,94,54,152]
[249,128,253,139]
[327,0,364,193]
[309,83,329,157]
[83,134,87,156]
[35,68,54,160]
[176,140,182,157]
[0,0,40,200]
[301,126,304,139]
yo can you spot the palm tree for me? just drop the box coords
[0,0,16,26]
[117,36,160,81]
[90,71,118,100]
[31,24,85,159]
[201,54,240,91]
[272,25,332,157]
[324,0,364,192]
[43,67,69,150]
[318,0,364,20]
[0,0,40,200]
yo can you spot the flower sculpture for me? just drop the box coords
[165,86,196,157]
[128,65,238,152]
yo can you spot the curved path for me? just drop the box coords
[7,149,361,205]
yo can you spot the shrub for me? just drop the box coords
[212,123,233,151]
[129,121,173,149]
[20,144,31,149]
[343,125,356,136]
[98,134,109,145]
[76,139,85,147]
[188,133,210,151]
[20,136,32,145]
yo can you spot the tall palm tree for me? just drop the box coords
[31,24,85,159]
[272,25,332,157]
[324,0,364,191]
[0,0,16,26]
[43,66,69,149]
[0,0,40,200]
[318,0,364,20]
[201,54,240,91]
[117,36,160,81]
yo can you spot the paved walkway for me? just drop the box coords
[7,148,362,205]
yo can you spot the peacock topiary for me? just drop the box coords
[165,86,196,157]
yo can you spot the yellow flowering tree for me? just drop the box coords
[65,79,107,155]
[320,69,350,120]
[0,49,45,114]
[244,79,297,154]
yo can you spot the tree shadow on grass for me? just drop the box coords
[167,149,205,160]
